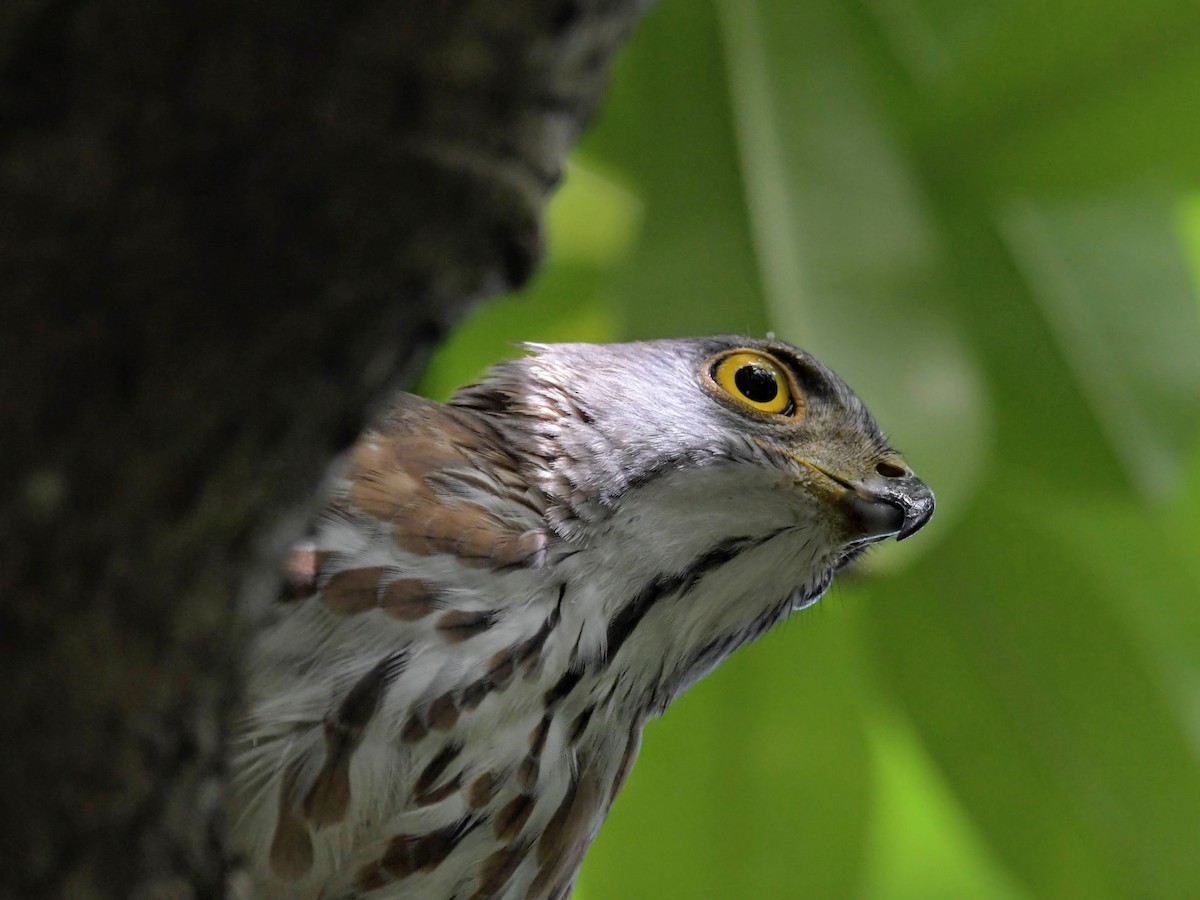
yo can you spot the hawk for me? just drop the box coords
[231,336,933,899]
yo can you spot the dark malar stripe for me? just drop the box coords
[604,534,771,663]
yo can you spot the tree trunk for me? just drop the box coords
[0,2,646,895]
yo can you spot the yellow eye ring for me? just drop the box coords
[709,351,797,416]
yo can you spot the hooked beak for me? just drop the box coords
[842,471,935,542]
[780,452,935,543]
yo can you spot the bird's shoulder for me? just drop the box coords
[338,394,549,569]
[234,393,575,893]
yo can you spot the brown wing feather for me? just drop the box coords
[346,395,548,571]
[255,394,554,888]
[279,394,549,621]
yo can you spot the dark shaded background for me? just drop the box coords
[1,2,646,895]
[5,1,1200,898]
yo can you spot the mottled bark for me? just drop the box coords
[0,1,645,895]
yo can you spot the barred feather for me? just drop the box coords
[231,337,931,899]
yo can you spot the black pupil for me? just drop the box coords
[734,364,779,403]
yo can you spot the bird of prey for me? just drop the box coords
[231,336,934,899]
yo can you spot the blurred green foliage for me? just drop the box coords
[420,0,1200,896]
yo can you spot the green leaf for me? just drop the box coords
[866,487,1200,898]
[586,607,872,898]
[996,191,1200,499]
[859,707,1031,900]
[579,0,769,338]
[717,0,989,551]
[426,0,1200,896]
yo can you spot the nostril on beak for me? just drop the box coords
[843,466,934,543]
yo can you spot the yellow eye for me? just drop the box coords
[711,351,795,415]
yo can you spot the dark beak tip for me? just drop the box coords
[895,492,935,542]
[842,476,935,544]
